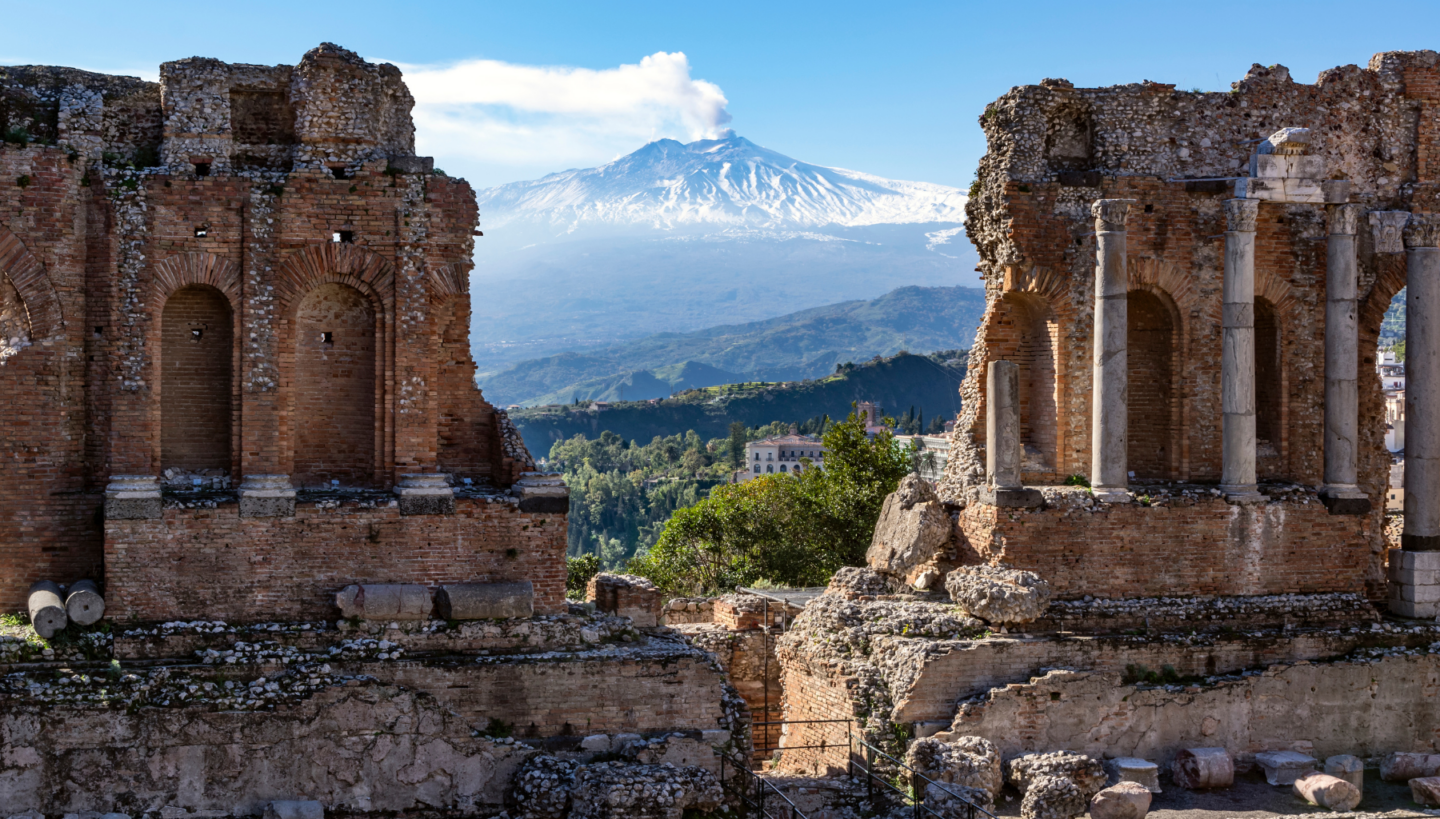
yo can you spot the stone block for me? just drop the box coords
[1392,549,1440,571]
[27,580,67,639]
[513,472,570,514]
[1413,776,1440,807]
[386,155,434,174]
[1389,597,1440,619]
[1293,772,1360,811]
[104,475,162,520]
[1323,755,1364,796]
[1172,748,1233,790]
[1282,177,1326,203]
[1396,582,1440,604]
[264,802,323,819]
[587,573,661,627]
[1249,155,1325,179]
[947,565,1051,625]
[1255,751,1317,785]
[1322,180,1351,203]
[1381,751,1440,781]
[1389,563,1439,586]
[978,486,1045,508]
[64,579,105,626]
[238,474,297,518]
[436,581,533,620]
[395,474,455,516]
[868,473,955,588]
[334,584,433,620]
[1090,782,1152,819]
[1108,757,1161,793]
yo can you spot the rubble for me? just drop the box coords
[867,473,955,589]
[905,735,1003,798]
[1006,751,1106,799]
[946,565,1051,624]
[1089,781,1152,819]
[1021,774,1087,819]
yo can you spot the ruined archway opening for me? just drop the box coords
[0,272,31,361]
[293,282,377,489]
[1126,289,1176,481]
[990,292,1058,478]
[161,285,233,475]
[1255,298,1283,472]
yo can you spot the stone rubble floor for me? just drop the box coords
[988,770,1430,819]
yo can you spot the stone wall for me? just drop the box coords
[682,624,784,764]
[105,493,567,622]
[958,487,1376,599]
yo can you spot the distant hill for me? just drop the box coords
[470,134,975,366]
[479,285,987,406]
[510,350,966,457]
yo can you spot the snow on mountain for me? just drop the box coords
[475,134,967,240]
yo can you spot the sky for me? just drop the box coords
[6,0,1440,190]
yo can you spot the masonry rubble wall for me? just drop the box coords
[105,494,567,622]
[959,488,1375,599]
[945,652,1440,765]
[681,623,784,763]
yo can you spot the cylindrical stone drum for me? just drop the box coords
[1171,748,1233,790]
[27,580,68,639]
[65,579,105,626]
[437,581,535,620]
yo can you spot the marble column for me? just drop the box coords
[1395,214,1440,618]
[982,359,1043,508]
[1322,204,1370,513]
[1405,215,1440,552]
[1221,198,1263,502]
[1090,198,1135,503]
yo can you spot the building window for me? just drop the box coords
[780,465,787,473]
[755,453,760,461]
[767,465,773,473]
[753,465,760,473]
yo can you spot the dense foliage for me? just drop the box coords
[627,412,913,595]
[549,422,798,568]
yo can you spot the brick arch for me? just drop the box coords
[1129,256,1204,313]
[0,225,63,339]
[426,264,468,302]
[1126,258,1192,479]
[275,243,396,312]
[153,252,242,312]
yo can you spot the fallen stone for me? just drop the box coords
[866,473,954,588]
[1324,754,1363,796]
[1007,750,1106,799]
[580,734,610,753]
[1109,757,1161,793]
[906,735,1003,798]
[586,573,661,627]
[436,581,534,620]
[1381,751,1440,781]
[568,760,722,819]
[1172,748,1233,790]
[64,579,105,626]
[263,802,323,819]
[923,780,994,817]
[825,566,891,598]
[1413,776,1440,807]
[1293,772,1361,811]
[1090,781,1152,819]
[334,584,432,620]
[946,565,1050,625]
[1021,774,1086,819]
[27,580,67,639]
[1255,750,1317,786]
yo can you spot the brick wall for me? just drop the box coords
[104,496,567,622]
[958,494,1372,600]
[160,285,233,472]
[293,281,378,487]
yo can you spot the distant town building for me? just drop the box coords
[1390,460,1406,511]
[893,434,950,484]
[736,432,826,482]
[1379,349,1406,392]
[856,401,890,437]
[1387,390,1406,453]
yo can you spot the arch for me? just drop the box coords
[1127,287,1181,480]
[292,282,378,488]
[153,252,242,311]
[161,285,234,473]
[275,243,395,312]
[988,290,1059,476]
[0,225,63,339]
[426,264,468,302]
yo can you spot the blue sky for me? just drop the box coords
[7,1,1440,190]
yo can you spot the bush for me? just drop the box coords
[566,553,601,599]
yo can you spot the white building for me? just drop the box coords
[1387,390,1406,453]
[736,433,826,482]
[893,434,950,484]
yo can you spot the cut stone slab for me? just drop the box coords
[946,565,1051,625]
[1381,751,1440,781]
[867,473,955,588]
[334,584,432,620]
[1109,757,1161,793]
[1172,748,1233,790]
[1412,776,1440,807]
[1255,750,1317,786]
[1324,754,1363,796]
[1090,781,1152,819]
[1293,772,1361,812]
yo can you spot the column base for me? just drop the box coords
[1220,484,1265,504]
[513,472,570,514]
[979,486,1044,508]
[1389,549,1440,619]
[238,474,296,518]
[1402,533,1440,552]
[395,473,456,516]
[1320,485,1371,515]
[105,475,162,520]
[1091,486,1131,504]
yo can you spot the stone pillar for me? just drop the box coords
[1322,204,1370,514]
[981,360,1042,508]
[395,473,456,516]
[1221,199,1263,502]
[238,474,297,518]
[104,475,162,520]
[1090,199,1135,503]
[1395,214,1440,618]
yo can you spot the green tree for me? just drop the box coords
[629,412,911,594]
[728,421,747,470]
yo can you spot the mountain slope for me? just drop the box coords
[478,285,986,406]
[470,135,975,366]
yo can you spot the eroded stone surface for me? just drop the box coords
[1173,748,1234,790]
[1293,772,1360,811]
[946,565,1051,624]
[1021,774,1087,819]
[1007,751,1106,799]
[867,474,955,589]
[906,735,1002,799]
[1090,781,1152,819]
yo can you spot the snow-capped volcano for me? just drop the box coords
[477,134,966,239]
[468,135,975,370]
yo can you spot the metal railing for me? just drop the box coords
[719,750,813,819]
[848,734,998,819]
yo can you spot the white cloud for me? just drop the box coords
[387,52,732,188]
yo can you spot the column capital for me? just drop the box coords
[1091,199,1136,232]
[1370,211,1411,253]
[1224,199,1259,233]
[1405,214,1440,249]
[1327,204,1362,236]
